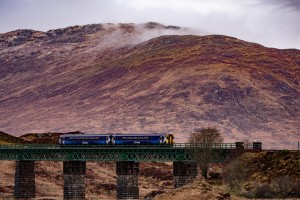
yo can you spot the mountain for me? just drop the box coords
[0,22,299,148]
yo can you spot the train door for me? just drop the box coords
[106,136,110,144]
[166,134,174,145]
[59,137,63,144]
[111,135,116,144]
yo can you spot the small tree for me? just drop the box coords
[188,127,223,179]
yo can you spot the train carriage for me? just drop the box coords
[112,133,163,145]
[59,133,174,145]
[59,134,110,145]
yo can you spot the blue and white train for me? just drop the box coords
[59,133,174,145]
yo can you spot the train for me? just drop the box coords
[59,133,174,145]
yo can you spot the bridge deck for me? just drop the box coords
[0,143,235,162]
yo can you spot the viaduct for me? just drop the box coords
[0,142,262,199]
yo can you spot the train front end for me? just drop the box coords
[112,133,174,145]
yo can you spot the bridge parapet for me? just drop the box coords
[0,143,236,162]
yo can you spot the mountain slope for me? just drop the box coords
[0,131,29,144]
[0,23,299,148]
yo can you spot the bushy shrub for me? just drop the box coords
[279,149,290,156]
[254,183,274,198]
[290,179,300,197]
[223,156,249,191]
[252,176,300,198]
[275,176,300,198]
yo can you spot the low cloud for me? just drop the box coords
[87,23,207,53]
[134,23,208,44]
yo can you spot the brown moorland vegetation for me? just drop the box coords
[0,23,299,146]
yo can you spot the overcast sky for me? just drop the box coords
[0,0,299,49]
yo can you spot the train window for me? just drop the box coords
[65,136,102,141]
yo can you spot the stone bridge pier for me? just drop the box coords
[14,160,36,199]
[173,161,197,188]
[116,161,139,200]
[63,161,86,200]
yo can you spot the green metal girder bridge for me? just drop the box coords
[0,143,236,162]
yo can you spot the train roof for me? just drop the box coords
[113,133,166,136]
[60,134,110,137]
[60,133,167,137]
